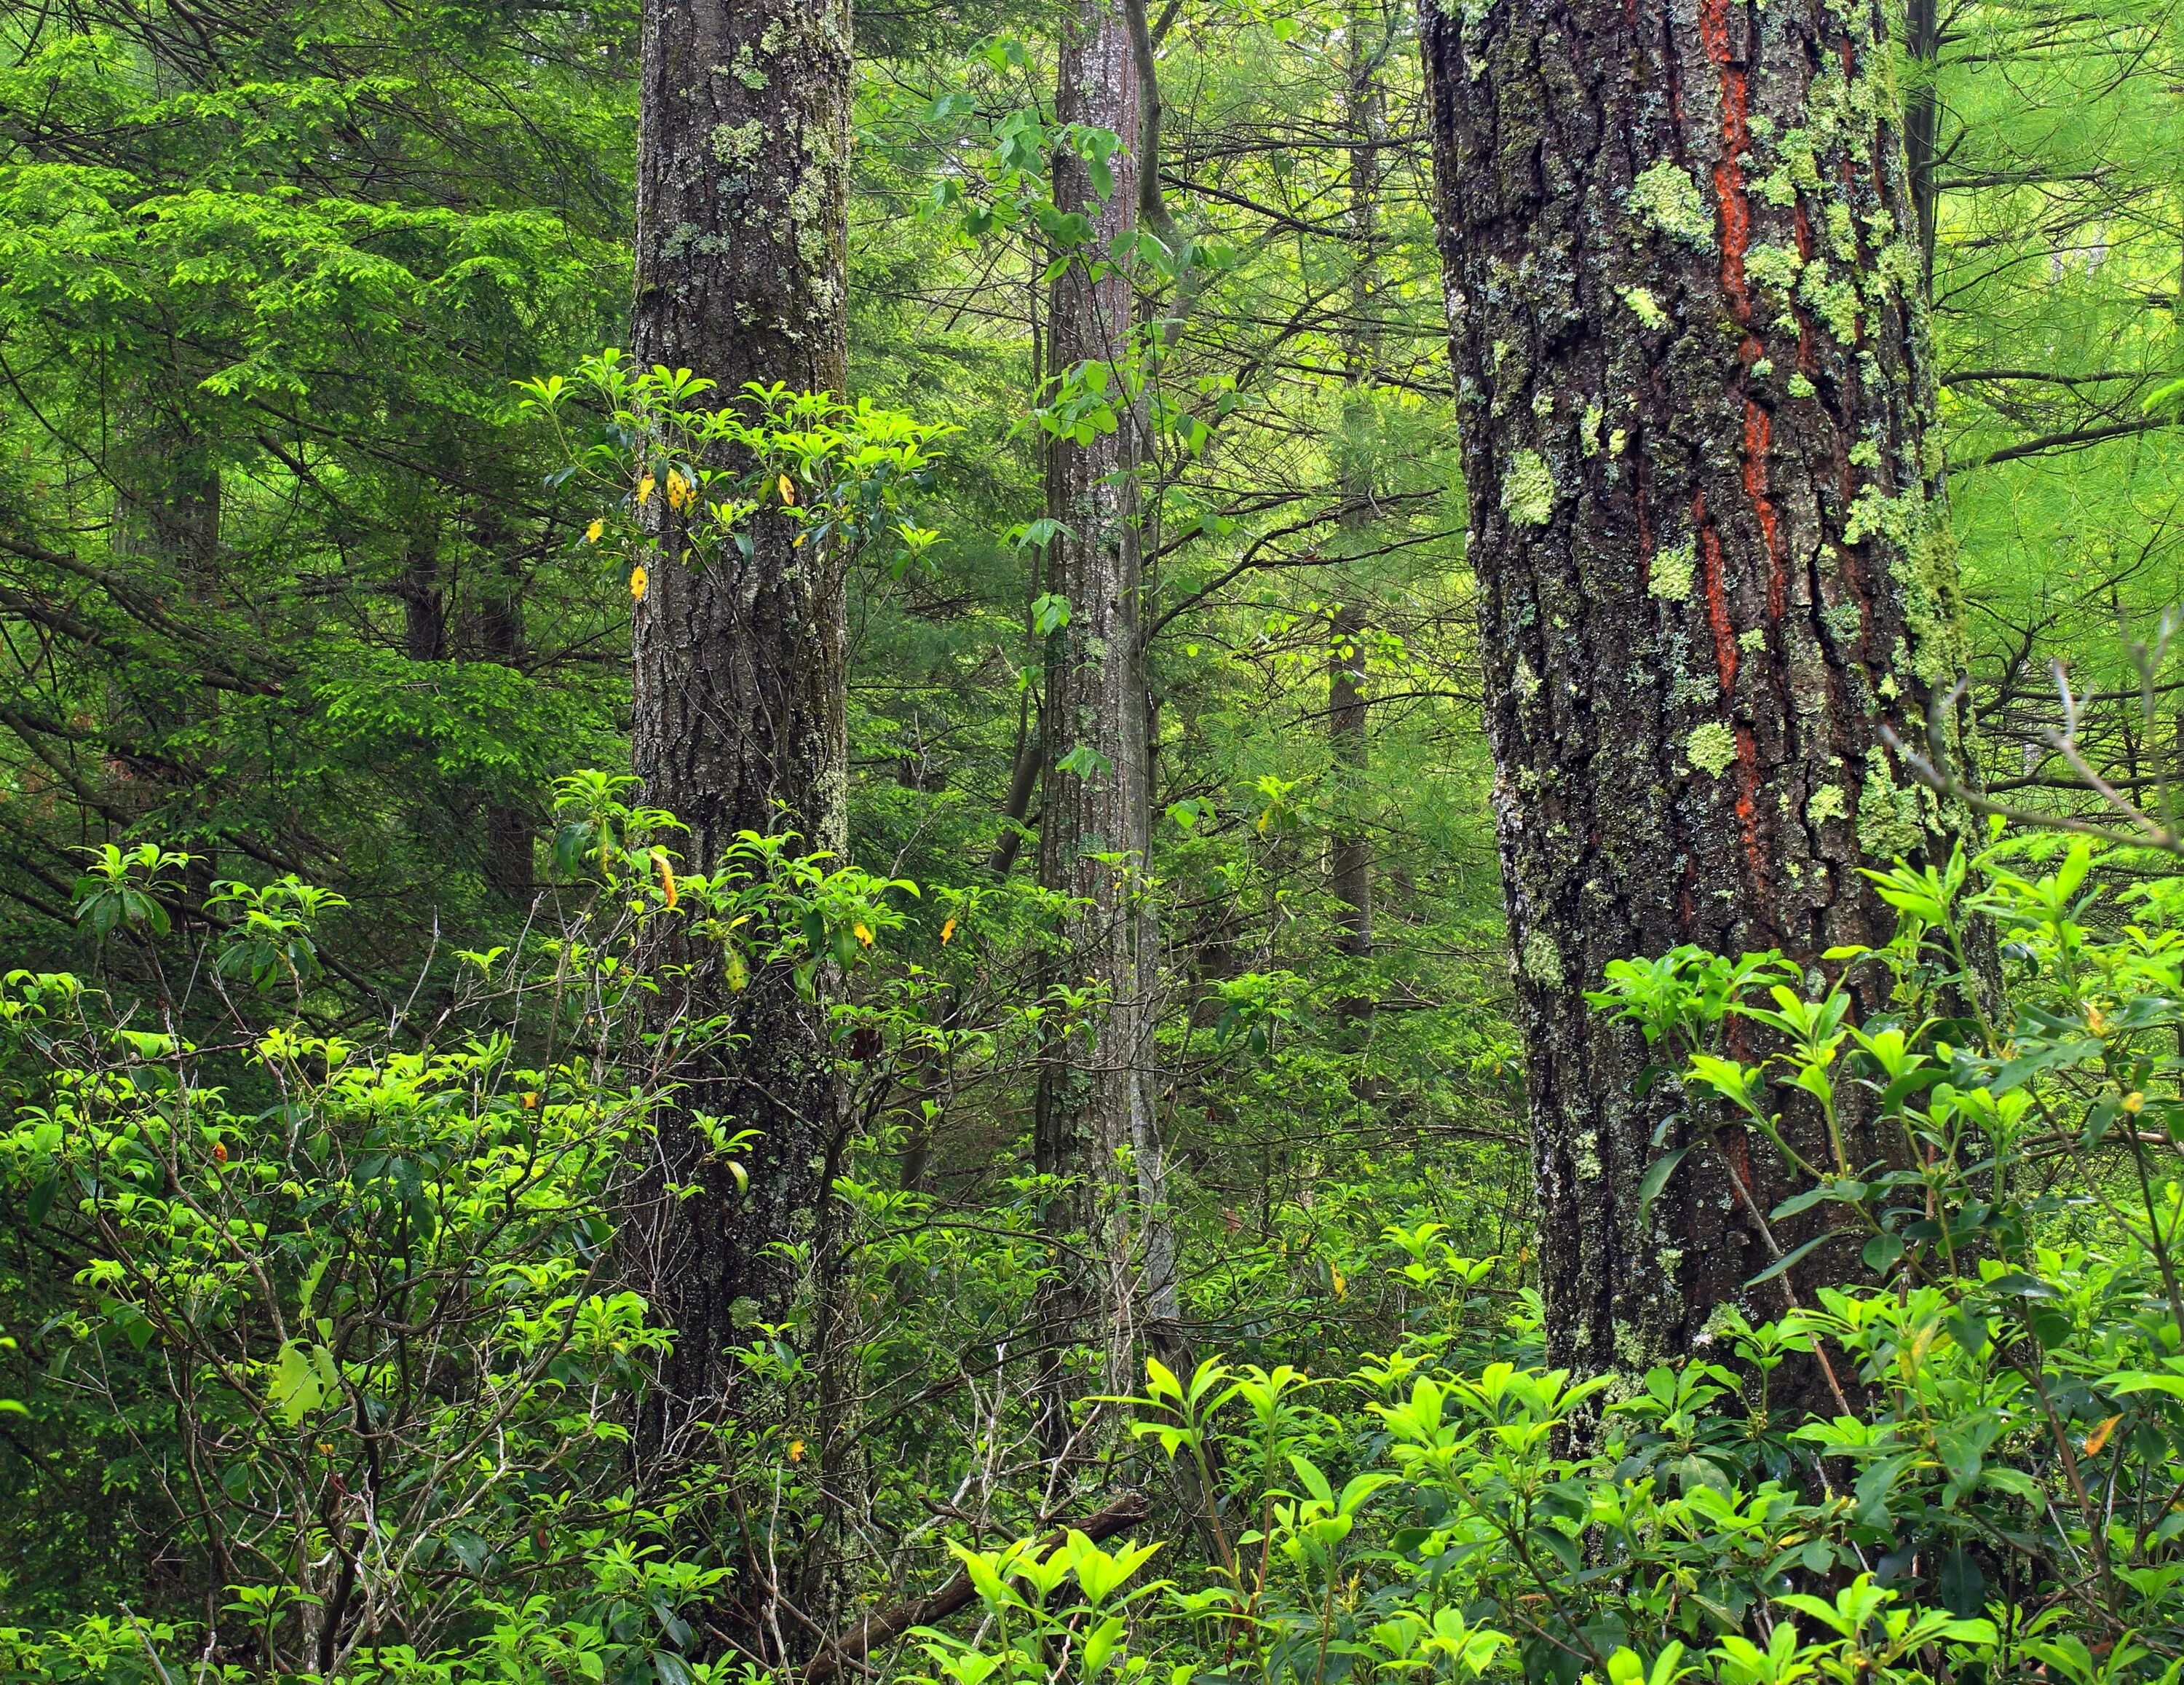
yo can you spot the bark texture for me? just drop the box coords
[1422,0,1975,1383]
[1032,0,1173,1458]
[629,0,852,1458]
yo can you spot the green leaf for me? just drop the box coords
[1636,1148,1693,1210]
[1744,1230,1835,1287]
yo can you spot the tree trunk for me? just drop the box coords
[627,0,853,1617]
[464,551,534,903]
[1422,0,1977,1387]
[1903,0,1942,293]
[1329,3,1388,971]
[1032,0,1168,1461]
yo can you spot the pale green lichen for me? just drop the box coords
[1858,760,1924,862]
[1738,626,1765,651]
[1581,399,1605,457]
[1630,161,1715,250]
[1650,538,1697,603]
[1609,427,1629,456]
[711,119,764,167]
[1746,242,1805,293]
[1501,450,1556,526]
[1825,200,1859,261]
[1688,721,1738,777]
[1807,784,1848,826]
[1788,372,1816,398]
[1620,286,1669,329]
[1521,929,1567,989]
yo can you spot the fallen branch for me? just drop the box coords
[801,1491,1152,1685]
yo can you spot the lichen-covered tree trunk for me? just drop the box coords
[1422,0,1975,1384]
[629,0,851,1477]
[1032,0,1165,1460]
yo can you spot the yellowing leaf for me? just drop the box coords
[788,1438,805,1462]
[636,473,656,507]
[779,473,796,505]
[853,922,874,947]
[656,854,678,909]
[630,565,649,601]
[584,518,604,543]
[725,950,749,991]
[940,917,957,944]
[2086,1414,2124,1456]
[666,470,694,511]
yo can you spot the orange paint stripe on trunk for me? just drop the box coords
[1742,400,1787,621]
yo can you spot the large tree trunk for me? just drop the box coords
[1423,0,1976,1387]
[628,0,852,1612]
[1031,0,1168,1461]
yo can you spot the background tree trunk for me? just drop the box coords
[1031,0,1164,1461]
[1328,0,1390,974]
[628,0,852,1556]
[1423,0,1977,1387]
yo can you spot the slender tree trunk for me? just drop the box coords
[628,0,852,1644]
[1423,0,1977,1387]
[1032,0,1165,1461]
[397,518,446,663]
[473,585,533,902]
[1329,3,1388,971]
[1903,0,1942,294]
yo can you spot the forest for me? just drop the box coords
[4,0,2184,1674]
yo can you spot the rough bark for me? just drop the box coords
[1422,0,1977,1385]
[628,0,852,1539]
[1031,0,1171,1459]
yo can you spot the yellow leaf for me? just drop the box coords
[584,518,604,543]
[788,1439,805,1462]
[636,473,656,507]
[630,565,649,601]
[940,917,957,944]
[2124,1092,2145,1113]
[666,470,693,511]
[1331,1266,1347,1300]
[853,922,874,947]
[2086,1414,2123,1456]
[779,473,796,505]
[522,1092,540,1110]
[656,854,678,909]
[725,950,749,991]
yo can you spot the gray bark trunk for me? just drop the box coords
[1329,6,1388,968]
[1031,0,1172,1459]
[1423,0,1977,1387]
[628,0,853,1622]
